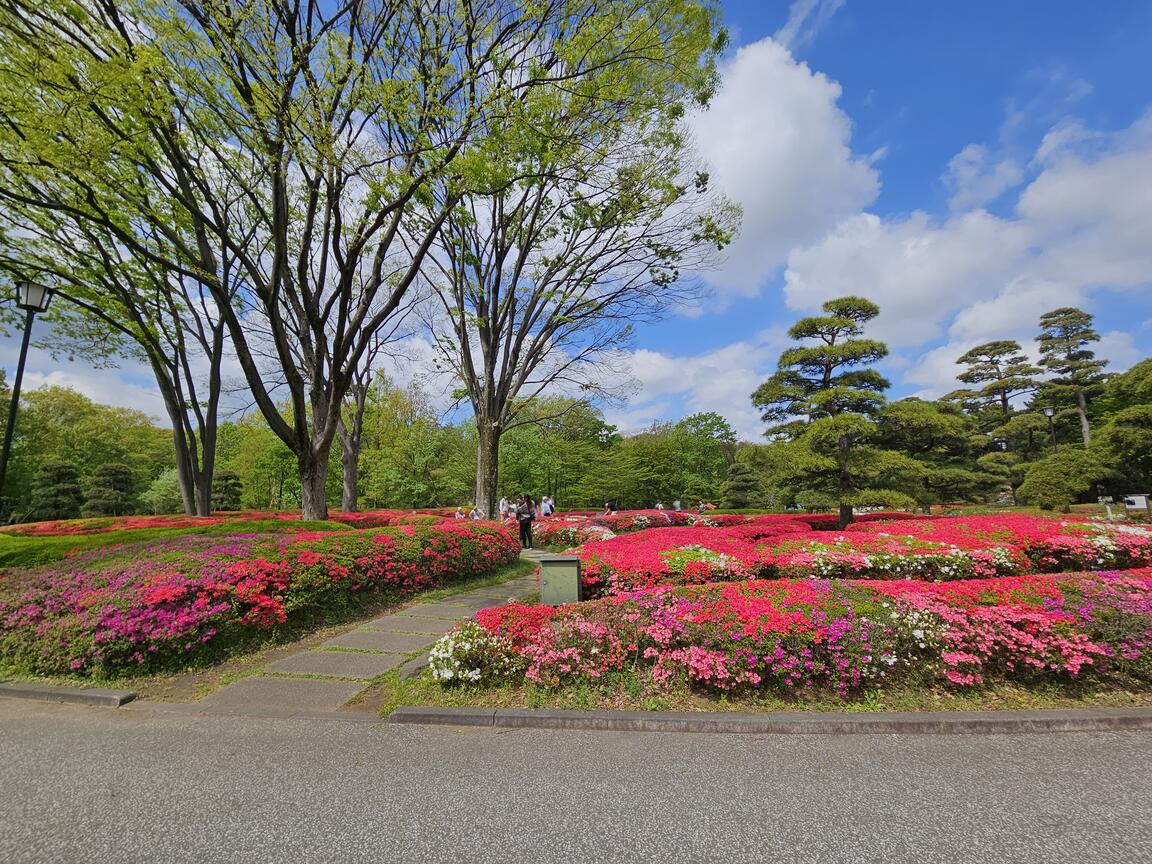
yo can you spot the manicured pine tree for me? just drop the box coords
[1036,307,1109,444]
[721,461,761,509]
[752,297,919,527]
[212,470,244,512]
[29,461,84,521]
[955,340,1039,422]
[82,463,136,517]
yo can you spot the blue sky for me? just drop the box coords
[615,0,1152,437]
[3,0,1151,440]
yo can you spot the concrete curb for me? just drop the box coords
[0,681,136,708]
[389,705,1152,735]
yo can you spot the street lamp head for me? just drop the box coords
[1042,406,1055,418]
[15,281,53,313]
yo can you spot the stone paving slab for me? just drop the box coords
[321,630,436,653]
[197,677,364,714]
[264,650,406,679]
[402,602,489,620]
[362,615,459,635]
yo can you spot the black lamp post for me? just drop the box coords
[1042,406,1057,449]
[0,281,54,511]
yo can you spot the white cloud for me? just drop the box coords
[943,143,1024,212]
[0,343,169,420]
[691,37,878,297]
[603,329,790,440]
[782,110,1152,393]
[774,0,847,51]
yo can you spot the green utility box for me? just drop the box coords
[539,556,582,605]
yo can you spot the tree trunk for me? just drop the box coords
[299,452,330,521]
[341,437,358,513]
[475,418,501,518]
[194,471,212,516]
[1076,388,1092,444]
[838,502,854,530]
[837,433,853,529]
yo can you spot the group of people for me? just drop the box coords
[453,505,486,520]
[650,499,715,513]
[452,494,557,548]
[499,494,553,548]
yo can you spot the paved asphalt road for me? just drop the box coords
[1,699,1150,864]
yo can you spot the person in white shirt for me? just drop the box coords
[672,499,681,512]
[540,495,554,516]
[498,496,509,518]
[454,507,466,519]
[469,506,483,520]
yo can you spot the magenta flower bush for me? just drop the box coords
[0,522,520,676]
[571,515,1152,597]
[432,569,1152,694]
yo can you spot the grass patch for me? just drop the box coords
[378,668,1152,717]
[0,519,350,568]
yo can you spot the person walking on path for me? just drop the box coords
[540,495,554,516]
[498,496,509,519]
[516,495,536,548]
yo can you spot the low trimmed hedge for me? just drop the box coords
[0,521,519,676]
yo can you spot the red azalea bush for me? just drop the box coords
[576,522,810,596]
[570,514,1152,597]
[531,517,616,548]
[759,531,1029,581]
[0,521,520,676]
[846,514,1152,572]
[590,509,695,533]
[445,570,1152,694]
[0,509,462,537]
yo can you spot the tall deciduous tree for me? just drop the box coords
[1036,307,1108,444]
[0,215,231,516]
[417,2,735,517]
[1,0,688,519]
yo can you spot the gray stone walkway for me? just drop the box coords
[189,556,540,716]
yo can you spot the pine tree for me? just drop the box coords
[1036,307,1108,444]
[752,296,889,436]
[721,461,761,509]
[955,340,1039,422]
[751,297,918,527]
[82,463,136,517]
[29,461,84,521]
[212,470,244,512]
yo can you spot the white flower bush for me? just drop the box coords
[428,620,520,684]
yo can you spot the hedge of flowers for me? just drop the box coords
[429,569,1152,692]
[846,514,1152,572]
[0,508,464,537]
[0,521,519,676]
[572,515,1152,597]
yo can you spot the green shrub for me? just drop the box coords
[82,463,136,517]
[29,461,83,521]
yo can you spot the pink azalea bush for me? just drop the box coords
[430,570,1152,694]
[847,514,1152,572]
[0,522,520,676]
[577,522,810,595]
[571,514,1152,597]
[0,508,462,537]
